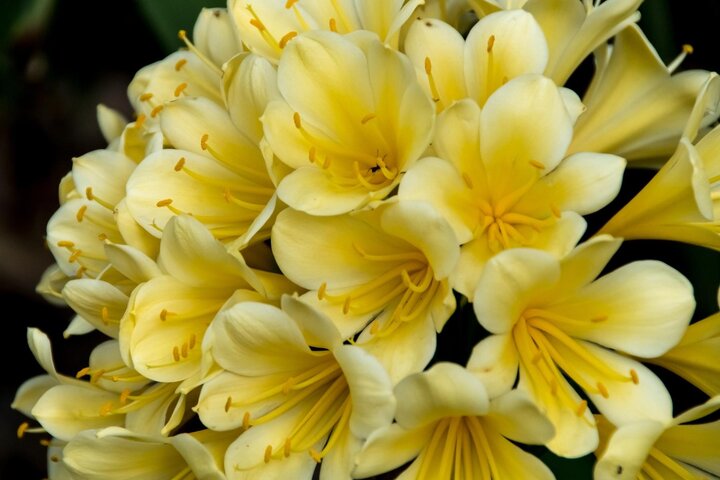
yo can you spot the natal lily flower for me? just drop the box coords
[63,426,234,480]
[594,396,720,479]
[262,30,434,215]
[469,0,643,85]
[404,9,549,111]
[470,236,695,457]
[569,25,714,163]
[271,201,458,383]
[400,75,625,296]
[354,363,555,479]
[197,296,395,479]
[228,0,422,62]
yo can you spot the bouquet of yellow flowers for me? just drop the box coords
[14,1,720,478]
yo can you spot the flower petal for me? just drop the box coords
[657,420,720,476]
[276,167,375,215]
[353,423,434,478]
[594,420,666,480]
[486,389,555,444]
[467,333,519,399]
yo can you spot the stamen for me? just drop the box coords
[139,92,154,102]
[309,449,322,462]
[342,296,351,314]
[293,112,302,129]
[119,388,131,404]
[424,57,442,104]
[668,43,694,73]
[225,396,232,413]
[597,382,609,399]
[156,199,173,207]
[101,306,110,324]
[172,346,180,362]
[150,105,164,118]
[283,438,292,457]
[40,439,51,446]
[318,282,327,300]
[174,83,188,97]
[17,422,29,438]
[285,0,299,7]
[76,367,91,379]
[181,342,189,358]
[462,172,474,189]
[250,18,265,31]
[57,240,74,248]
[174,59,188,71]
[243,411,251,429]
[174,157,186,171]
[98,233,108,241]
[68,250,82,263]
[575,400,588,417]
[308,146,317,163]
[134,114,147,129]
[279,31,297,49]
[76,205,87,222]
[189,333,196,349]
[329,18,338,32]
[486,34,496,53]
[361,113,376,124]
[264,445,272,463]
[178,30,222,76]
[591,314,608,323]
[630,369,639,385]
[529,160,545,170]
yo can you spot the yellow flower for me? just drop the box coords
[271,201,459,383]
[354,363,555,479]
[262,30,435,215]
[197,296,395,479]
[400,75,625,295]
[594,396,720,479]
[470,236,695,456]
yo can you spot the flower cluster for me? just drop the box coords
[14,1,720,479]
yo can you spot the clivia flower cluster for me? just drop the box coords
[14,0,720,479]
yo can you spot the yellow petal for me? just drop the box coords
[193,7,241,67]
[467,333,519,398]
[594,420,666,480]
[62,279,128,338]
[353,423,434,478]
[657,420,720,477]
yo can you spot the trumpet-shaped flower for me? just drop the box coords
[569,25,714,163]
[469,0,643,85]
[228,0,422,62]
[197,296,395,480]
[404,10,549,110]
[354,363,555,479]
[400,75,625,296]
[262,30,434,215]
[271,201,458,383]
[594,396,720,479]
[470,237,695,456]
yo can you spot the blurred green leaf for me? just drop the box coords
[639,0,674,62]
[135,0,225,53]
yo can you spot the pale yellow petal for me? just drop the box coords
[467,333,519,398]
[594,420,666,480]
[193,7,240,67]
[62,279,128,338]
[657,420,720,476]
[353,423,434,478]
[482,422,555,479]
[276,167,375,215]
[486,389,554,444]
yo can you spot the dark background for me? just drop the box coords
[1,0,718,478]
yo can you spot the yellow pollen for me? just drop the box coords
[309,449,322,463]
[17,422,29,439]
[85,187,94,200]
[172,346,180,362]
[243,411,251,430]
[575,400,588,417]
[57,240,74,248]
[175,58,187,71]
[76,205,87,222]
[285,0,299,7]
[178,29,188,40]
[40,439,51,447]
[342,296,351,314]
[90,369,105,384]
[630,369,639,385]
[329,18,338,32]
[201,133,209,150]
[119,388,131,404]
[487,34,496,53]
[597,382,609,398]
[160,309,169,321]
[317,282,327,300]
[181,342,189,358]
[174,82,188,97]
[424,56,432,75]
[156,199,173,207]
[101,306,109,324]
[361,113,376,124]
[529,160,545,170]
[225,396,232,412]
[250,18,266,31]
[99,402,114,416]
[134,114,147,129]
[76,367,90,379]
[284,438,292,457]
[264,445,273,463]
[279,31,297,48]
[683,44,694,54]
[293,112,302,129]
[174,157,186,171]
[462,172,474,189]
[189,333,196,349]
[308,146,317,163]
[68,250,82,263]
[139,92,153,102]
[591,314,608,323]
[150,105,164,118]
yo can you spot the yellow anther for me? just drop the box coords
[40,438,51,447]
[174,58,188,71]
[189,333,196,349]
[17,422,29,439]
[75,266,87,278]
[317,282,327,300]
[181,342,189,358]
[683,44,694,54]
[85,187,94,200]
[178,30,187,40]
[119,388,131,404]
[174,82,188,97]
[160,308,168,321]
[309,449,322,463]
[361,113,376,124]
[139,92,153,102]
[630,369,639,385]
[529,160,545,170]
[50,455,60,463]
[597,382,609,399]
[101,306,109,324]
[279,31,297,49]
[201,133,209,150]
[590,314,608,323]
[575,400,588,417]
[243,411,251,429]
[308,146,317,163]
[68,250,82,263]
[150,105,164,118]
[342,296,351,314]
[250,18,266,31]
[99,402,114,416]
[462,172,474,189]
[135,114,147,129]
[172,346,181,362]
[329,18,338,32]
[57,240,74,248]
[225,396,232,412]
[174,157,186,171]
[76,205,87,222]
[487,34,496,53]
[75,367,90,379]
[90,369,105,384]
[283,438,292,457]
[293,112,302,129]
[264,445,273,463]
[111,376,119,382]
[424,57,432,75]
[285,0,299,8]
[156,198,173,207]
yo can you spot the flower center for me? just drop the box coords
[318,243,438,336]
[513,310,639,417]
[416,416,501,479]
